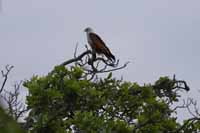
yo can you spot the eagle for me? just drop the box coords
[84,27,115,62]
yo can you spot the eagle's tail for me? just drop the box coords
[105,52,115,62]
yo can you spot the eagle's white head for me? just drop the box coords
[84,27,94,48]
[84,27,94,33]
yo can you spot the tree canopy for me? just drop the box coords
[1,47,200,133]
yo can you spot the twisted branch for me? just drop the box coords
[60,44,129,80]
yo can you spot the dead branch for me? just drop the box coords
[3,81,27,120]
[61,50,92,66]
[82,61,129,74]
[173,74,190,91]
[3,82,27,120]
[60,44,129,80]
[0,65,14,93]
[0,65,27,121]
[172,99,187,112]
[172,97,200,132]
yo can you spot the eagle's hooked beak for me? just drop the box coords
[84,28,87,32]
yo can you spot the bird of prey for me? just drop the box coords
[84,27,115,62]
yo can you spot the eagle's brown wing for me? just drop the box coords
[89,32,115,61]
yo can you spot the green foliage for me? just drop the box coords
[23,65,193,132]
[0,106,25,133]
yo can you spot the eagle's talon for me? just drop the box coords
[88,59,93,65]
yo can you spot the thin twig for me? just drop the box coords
[0,65,14,93]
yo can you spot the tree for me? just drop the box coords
[22,46,200,133]
[0,65,26,133]
[0,106,25,133]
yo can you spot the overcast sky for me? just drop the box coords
[1,0,200,121]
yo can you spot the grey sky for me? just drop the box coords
[1,0,200,121]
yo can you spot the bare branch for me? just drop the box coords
[61,50,92,66]
[172,97,200,132]
[82,61,129,74]
[2,81,27,120]
[173,75,190,91]
[74,43,79,58]
[59,44,129,81]
[0,65,14,93]
[172,99,187,112]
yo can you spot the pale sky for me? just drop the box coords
[1,0,200,121]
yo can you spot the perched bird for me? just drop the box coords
[84,27,115,61]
